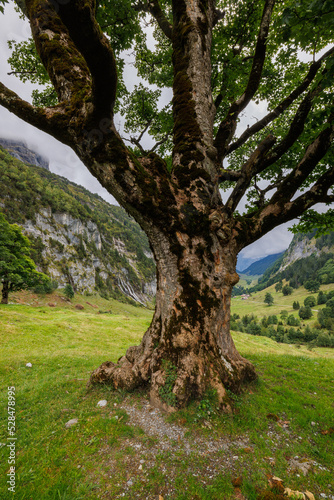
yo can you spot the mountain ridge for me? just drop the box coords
[0,138,49,170]
[237,252,284,276]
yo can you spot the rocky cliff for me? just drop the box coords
[0,138,49,170]
[277,232,332,273]
[0,144,156,306]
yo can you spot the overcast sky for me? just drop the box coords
[0,3,297,264]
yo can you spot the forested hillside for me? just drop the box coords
[239,252,284,276]
[0,145,156,305]
[251,232,334,293]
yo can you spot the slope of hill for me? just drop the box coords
[0,145,156,305]
[240,252,284,276]
[252,231,334,292]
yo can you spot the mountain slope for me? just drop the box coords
[252,231,334,292]
[0,138,49,170]
[240,252,284,276]
[0,144,156,305]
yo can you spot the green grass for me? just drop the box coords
[0,290,333,499]
[231,282,334,323]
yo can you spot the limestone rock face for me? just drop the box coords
[278,236,320,272]
[22,207,156,306]
[0,140,156,306]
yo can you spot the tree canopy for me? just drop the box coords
[0,211,49,303]
[0,0,333,408]
[1,0,333,232]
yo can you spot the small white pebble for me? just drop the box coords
[138,464,143,471]
[65,418,78,428]
[97,400,107,408]
[311,422,316,426]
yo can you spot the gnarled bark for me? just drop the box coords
[89,213,256,411]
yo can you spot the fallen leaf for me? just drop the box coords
[234,489,246,500]
[304,491,315,500]
[232,477,243,487]
[267,413,279,421]
[267,475,284,493]
[284,488,305,499]
[320,427,334,435]
[159,496,164,500]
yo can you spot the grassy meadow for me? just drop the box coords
[0,287,333,499]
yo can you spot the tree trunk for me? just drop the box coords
[1,281,9,304]
[90,223,256,411]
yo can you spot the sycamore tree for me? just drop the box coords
[0,0,333,410]
[0,212,49,304]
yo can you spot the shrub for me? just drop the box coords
[287,314,300,326]
[33,279,58,295]
[293,301,300,310]
[64,284,74,299]
[304,296,316,308]
[317,291,327,305]
[304,279,320,293]
[282,285,293,296]
[316,332,334,347]
[299,306,313,320]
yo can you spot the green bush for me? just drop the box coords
[317,291,327,305]
[304,296,316,308]
[33,279,58,295]
[299,306,313,320]
[287,314,300,326]
[64,284,74,299]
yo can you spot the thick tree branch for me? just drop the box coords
[214,0,275,161]
[53,0,118,118]
[0,82,71,143]
[235,120,334,249]
[225,134,276,213]
[135,0,172,39]
[217,169,242,182]
[226,46,334,155]
[255,86,321,173]
[268,119,334,206]
[24,0,92,105]
[172,0,216,173]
